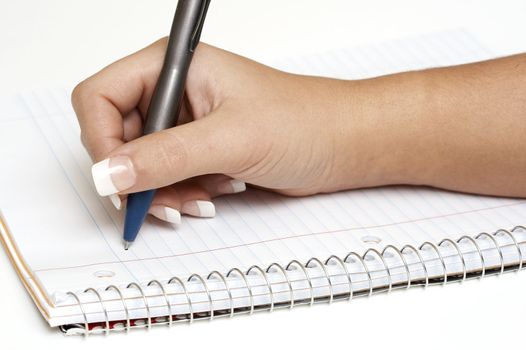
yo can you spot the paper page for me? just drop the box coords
[1,29,524,312]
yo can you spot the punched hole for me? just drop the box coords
[94,270,115,278]
[361,235,382,244]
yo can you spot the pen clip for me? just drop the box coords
[190,0,211,52]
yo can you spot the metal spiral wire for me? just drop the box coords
[62,226,525,336]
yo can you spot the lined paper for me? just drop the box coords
[1,29,525,307]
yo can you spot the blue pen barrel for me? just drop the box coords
[123,189,157,244]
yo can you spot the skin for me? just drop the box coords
[72,38,526,221]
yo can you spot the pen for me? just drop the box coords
[123,0,211,250]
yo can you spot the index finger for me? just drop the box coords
[71,38,168,162]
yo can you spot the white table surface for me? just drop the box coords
[1,1,525,349]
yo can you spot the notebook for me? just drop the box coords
[1,29,525,336]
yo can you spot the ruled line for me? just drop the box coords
[33,201,526,272]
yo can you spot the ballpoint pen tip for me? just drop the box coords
[124,241,131,250]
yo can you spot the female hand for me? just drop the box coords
[72,37,526,223]
[71,38,395,223]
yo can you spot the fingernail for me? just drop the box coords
[109,194,122,210]
[217,179,246,194]
[91,156,136,196]
[149,205,181,224]
[181,200,216,218]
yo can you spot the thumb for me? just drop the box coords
[90,111,250,196]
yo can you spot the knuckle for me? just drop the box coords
[70,80,88,108]
[71,77,98,112]
[152,131,189,179]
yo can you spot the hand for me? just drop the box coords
[72,38,391,223]
[73,37,526,222]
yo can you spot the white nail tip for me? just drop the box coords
[91,158,118,196]
[182,200,216,218]
[109,194,122,210]
[217,179,247,194]
[196,200,216,217]
[230,180,246,193]
[164,207,181,224]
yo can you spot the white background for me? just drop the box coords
[1,0,525,349]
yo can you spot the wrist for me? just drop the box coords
[333,70,432,190]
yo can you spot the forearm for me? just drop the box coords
[343,53,526,197]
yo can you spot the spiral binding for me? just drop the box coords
[60,226,526,336]
[344,251,372,296]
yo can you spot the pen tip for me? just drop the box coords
[124,241,132,250]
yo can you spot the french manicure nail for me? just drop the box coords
[181,200,216,218]
[109,194,122,210]
[91,156,136,196]
[217,179,246,194]
[149,205,181,224]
